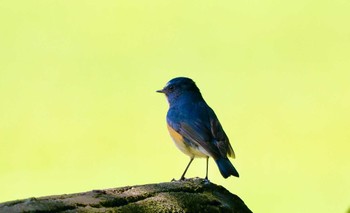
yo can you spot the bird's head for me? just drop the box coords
[157,77,201,105]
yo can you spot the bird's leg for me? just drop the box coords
[180,157,194,180]
[205,157,209,180]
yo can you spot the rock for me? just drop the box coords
[0,178,252,212]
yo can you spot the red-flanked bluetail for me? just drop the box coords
[157,77,239,180]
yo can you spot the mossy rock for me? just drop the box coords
[0,178,252,213]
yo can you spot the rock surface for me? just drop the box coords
[0,178,252,212]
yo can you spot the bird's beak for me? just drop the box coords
[156,89,164,93]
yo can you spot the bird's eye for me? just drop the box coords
[168,85,174,91]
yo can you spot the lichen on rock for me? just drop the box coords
[0,178,252,213]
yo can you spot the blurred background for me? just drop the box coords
[0,1,349,212]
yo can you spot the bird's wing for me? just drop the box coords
[176,120,222,159]
[167,103,234,159]
[207,108,235,158]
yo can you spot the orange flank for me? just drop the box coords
[167,124,210,158]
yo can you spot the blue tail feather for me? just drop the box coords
[215,158,239,178]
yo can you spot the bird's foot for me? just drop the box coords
[202,178,210,184]
[171,177,187,182]
[179,175,187,181]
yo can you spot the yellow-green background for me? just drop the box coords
[1,1,349,212]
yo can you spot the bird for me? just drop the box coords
[157,77,239,180]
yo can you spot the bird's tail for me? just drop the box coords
[215,158,239,178]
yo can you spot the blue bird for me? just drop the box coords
[157,77,239,180]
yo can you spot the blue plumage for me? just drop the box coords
[157,77,239,179]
